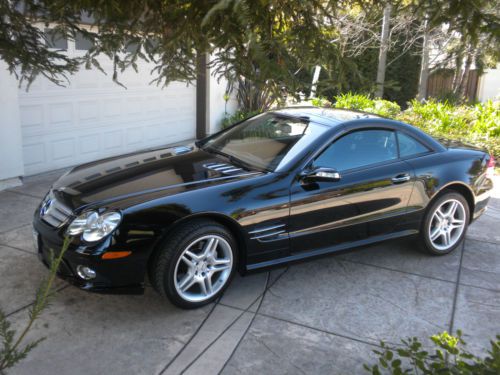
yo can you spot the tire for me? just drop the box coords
[151,219,237,309]
[420,191,470,255]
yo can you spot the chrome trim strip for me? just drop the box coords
[205,163,227,168]
[250,230,286,240]
[248,224,286,234]
[222,168,242,173]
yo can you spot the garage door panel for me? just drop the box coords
[78,101,100,123]
[20,60,196,175]
[23,143,46,168]
[51,138,75,161]
[79,134,101,155]
[49,103,73,126]
[20,105,44,135]
[102,130,123,151]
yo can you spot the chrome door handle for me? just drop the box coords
[391,173,411,183]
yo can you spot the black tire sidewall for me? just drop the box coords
[421,192,470,255]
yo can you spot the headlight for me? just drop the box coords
[67,211,122,242]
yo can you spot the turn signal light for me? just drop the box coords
[102,251,132,260]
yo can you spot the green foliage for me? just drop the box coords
[384,38,421,107]
[372,100,402,118]
[0,238,71,372]
[1,0,343,95]
[310,97,332,108]
[399,99,500,156]
[365,330,500,374]
[333,92,375,111]
[221,109,260,129]
[326,93,500,156]
[332,93,401,118]
[0,0,79,87]
[432,91,465,106]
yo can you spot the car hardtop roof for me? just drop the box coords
[273,106,383,126]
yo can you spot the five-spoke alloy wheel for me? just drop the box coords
[151,219,237,309]
[174,235,233,303]
[421,192,469,255]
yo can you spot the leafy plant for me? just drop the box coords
[221,109,260,129]
[365,330,500,374]
[311,97,332,108]
[334,92,375,111]
[326,93,499,157]
[0,238,71,372]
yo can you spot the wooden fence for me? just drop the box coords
[427,69,479,101]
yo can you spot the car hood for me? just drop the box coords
[51,144,261,210]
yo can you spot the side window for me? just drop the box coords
[314,129,397,171]
[398,132,430,158]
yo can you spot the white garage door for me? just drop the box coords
[19,53,196,175]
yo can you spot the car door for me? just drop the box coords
[289,127,415,253]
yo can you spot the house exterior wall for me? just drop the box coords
[0,59,237,185]
[208,72,238,135]
[477,65,500,102]
[0,61,25,184]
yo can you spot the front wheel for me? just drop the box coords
[421,192,469,255]
[151,219,237,309]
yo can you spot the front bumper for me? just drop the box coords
[33,213,149,295]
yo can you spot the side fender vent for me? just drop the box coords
[248,224,286,241]
[203,162,243,175]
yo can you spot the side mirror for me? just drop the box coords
[300,167,341,183]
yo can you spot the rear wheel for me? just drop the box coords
[151,219,237,309]
[421,192,469,255]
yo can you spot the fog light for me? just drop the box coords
[76,265,96,280]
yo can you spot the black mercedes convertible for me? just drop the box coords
[33,107,495,308]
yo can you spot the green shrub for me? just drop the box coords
[311,97,332,108]
[372,99,401,118]
[365,330,500,374]
[399,99,500,157]
[220,109,260,129]
[333,92,375,111]
[323,93,499,157]
[331,93,401,118]
[432,91,464,106]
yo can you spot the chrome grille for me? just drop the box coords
[40,192,73,228]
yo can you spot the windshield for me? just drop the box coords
[201,113,328,172]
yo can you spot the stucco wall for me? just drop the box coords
[477,65,500,102]
[0,61,25,182]
[208,72,238,135]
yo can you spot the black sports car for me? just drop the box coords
[33,107,495,308]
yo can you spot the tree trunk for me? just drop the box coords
[309,65,322,99]
[375,3,392,98]
[452,54,463,94]
[417,17,430,101]
[457,54,472,100]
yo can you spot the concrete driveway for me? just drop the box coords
[1,171,499,374]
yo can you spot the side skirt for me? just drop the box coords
[245,229,419,271]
